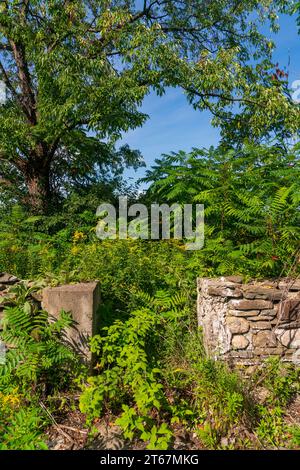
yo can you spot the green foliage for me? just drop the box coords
[0,1,299,212]
[144,144,300,278]
[0,389,48,450]
[80,286,300,450]
[0,282,83,450]
[256,357,300,407]
[0,204,191,314]
[0,219,299,449]
[256,405,287,447]
[0,186,298,450]
[0,0,299,453]
[250,357,300,448]
[164,356,251,449]
[80,290,188,449]
[0,282,78,391]
[79,289,251,449]
[290,425,300,447]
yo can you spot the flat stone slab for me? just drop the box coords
[0,273,19,284]
[42,282,100,361]
[228,299,273,310]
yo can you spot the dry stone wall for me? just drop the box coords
[197,277,300,365]
[0,272,19,328]
[1,271,300,366]
[0,273,19,362]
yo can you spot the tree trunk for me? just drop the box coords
[24,164,51,214]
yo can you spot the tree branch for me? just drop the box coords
[10,40,37,125]
[185,87,256,107]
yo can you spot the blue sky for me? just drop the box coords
[121,13,300,184]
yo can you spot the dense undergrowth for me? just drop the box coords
[0,239,299,449]
[0,0,300,451]
[0,145,299,450]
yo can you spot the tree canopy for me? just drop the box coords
[0,0,298,212]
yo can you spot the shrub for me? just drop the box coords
[0,282,82,449]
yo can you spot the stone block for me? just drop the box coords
[261,309,278,316]
[243,293,268,300]
[0,273,19,285]
[253,330,277,348]
[243,287,284,301]
[278,279,300,291]
[275,328,300,349]
[207,286,242,298]
[228,309,260,317]
[260,281,280,288]
[250,321,272,330]
[220,276,244,284]
[42,282,101,361]
[250,315,276,322]
[278,299,300,322]
[228,299,273,310]
[231,335,249,350]
[253,347,284,356]
[198,278,237,289]
[226,317,250,334]
[228,351,254,359]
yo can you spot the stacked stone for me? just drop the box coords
[0,273,19,328]
[197,276,300,365]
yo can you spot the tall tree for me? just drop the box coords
[0,0,296,213]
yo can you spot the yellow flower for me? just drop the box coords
[0,391,21,409]
[73,231,85,242]
[71,246,80,256]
